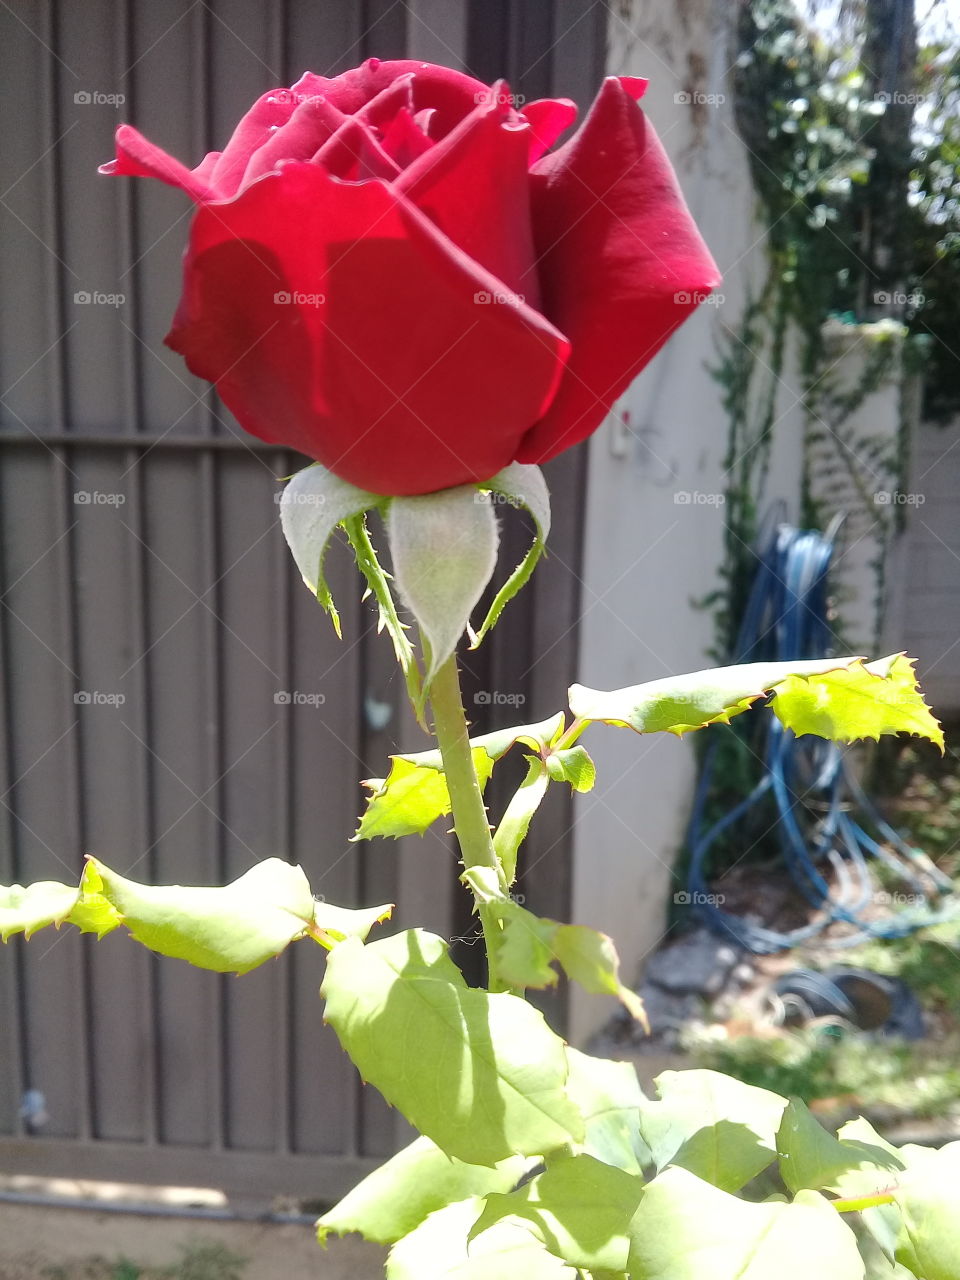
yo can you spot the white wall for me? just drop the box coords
[569,0,807,1042]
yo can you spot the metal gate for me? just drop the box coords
[0,0,602,1198]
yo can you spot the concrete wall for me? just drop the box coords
[568,0,808,1043]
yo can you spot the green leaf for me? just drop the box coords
[552,926,646,1024]
[2,860,391,970]
[570,655,942,748]
[893,1144,960,1280]
[463,870,644,1022]
[320,929,584,1166]
[317,1136,530,1247]
[771,655,944,749]
[278,463,380,638]
[470,463,551,648]
[356,749,496,840]
[545,746,596,793]
[493,759,550,885]
[470,1153,644,1273]
[564,1047,651,1175]
[638,1069,787,1192]
[311,899,395,949]
[777,1099,904,1197]
[356,716,564,842]
[89,857,326,973]
[342,513,422,713]
[387,1199,576,1280]
[626,1167,865,1280]
[407,714,566,773]
[1,879,88,940]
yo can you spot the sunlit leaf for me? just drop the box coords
[89,857,320,973]
[546,745,596,793]
[317,1136,530,1247]
[470,1153,643,1273]
[387,1198,576,1280]
[570,655,942,748]
[355,750,496,840]
[777,1099,904,1197]
[356,716,563,841]
[564,1047,650,1175]
[464,868,643,1022]
[638,1069,787,1192]
[626,1167,865,1280]
[321,929,584,1166]
[493,759,550,885]
[892,1144,960,1280]
[770,655,943,749]
[0,879,86,941]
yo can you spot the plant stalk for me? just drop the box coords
[429,652,508,993]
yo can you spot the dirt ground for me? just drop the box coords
[0,1201,386,1280]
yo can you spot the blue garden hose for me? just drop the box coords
[685,519,956,953]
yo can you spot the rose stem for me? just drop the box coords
[429,651,509,993]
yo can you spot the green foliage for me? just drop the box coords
[355,715,564,842]
[638,1069,786,1193]
[464,866,644,1020]
[320,929,584,1166]
[317,1136,530,1247]
[1,857,391,970]
[13,639,955,1277]
[628,1167,866,1280]
[570,655,943,748]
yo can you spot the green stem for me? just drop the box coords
[429,652,509,993]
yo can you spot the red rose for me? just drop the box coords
[103,59,719,495]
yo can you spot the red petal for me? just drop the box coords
[166,164,569,495]
[379,107,435,167]
[520,98,578,163]
[517,77,720,464]
[395,98,539,304]
[313,118,401,182]
[353,73,416,129]
[241,95,346,187]
[294,61,491,138]
[209,90,300,197]
[100,125,220,201]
